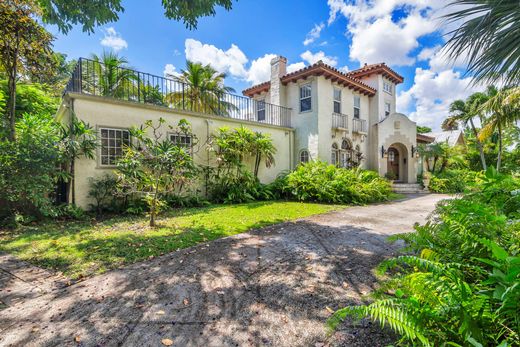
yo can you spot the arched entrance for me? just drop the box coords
[387,143,409,182]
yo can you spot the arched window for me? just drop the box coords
[340,139,354,168]
[299,149,310,163]
[331,143,339,165]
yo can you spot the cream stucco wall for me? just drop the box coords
[63,94,294,209]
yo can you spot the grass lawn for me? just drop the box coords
[0,201,339,279]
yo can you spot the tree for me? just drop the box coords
[445,89,493,170]
[0,0,55,140]
[416,125,432,134]
[443,0,520,85]
[116,118,198,227]
[38,0,235,32]
[252,132,276,178]
[479,86,520,171]
[86,51,136,97]
[166,60,238,116]
[30,52,77,94]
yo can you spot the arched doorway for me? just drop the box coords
[386,143,409,182]
[387,147,399,180]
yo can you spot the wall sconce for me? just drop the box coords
[411,145,420,158]
[381,145,388,158]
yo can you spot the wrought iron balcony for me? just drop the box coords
[332,112,349,130]
[64,58,292,128]
[352,118,368,134]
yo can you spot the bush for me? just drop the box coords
[428,169,478,193]
[282,161,392,204]
[331,168,520,346]
[88,175,119,215]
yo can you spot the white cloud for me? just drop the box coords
[327,0,446,66]
[303,23,325,46]
[163,64,179,78]
[100,27,128,52]
[300,50,338,66]
[339,65,350,73]
[287,62,306,73]
[185,38,249,79]
[247,54,277,84]
[397,67,480,130]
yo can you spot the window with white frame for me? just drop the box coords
[300,83,312,112]
[169,133,193,149]
[383,82,392,94]
[385,102,391,117]
[299,149,310,164]
[353,96,360,118]
[100,128,130,166]
[333,88,341,114]
[257,98,266,121]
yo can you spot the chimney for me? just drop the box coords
[270,56,287,106]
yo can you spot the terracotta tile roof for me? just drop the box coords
[347,63,404,84]
[242,60,376,97]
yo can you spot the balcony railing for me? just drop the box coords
[352,118,368,133]
[332,112,348,130]
[65,58,292,128]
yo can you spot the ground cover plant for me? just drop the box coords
[0,201,338,279]
[330,168,520,346]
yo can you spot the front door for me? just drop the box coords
[387,147,399,180]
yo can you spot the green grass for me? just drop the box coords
[0,201,339,279]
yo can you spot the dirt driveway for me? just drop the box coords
[0,194,447,347]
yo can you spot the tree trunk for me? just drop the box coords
[7,60,17,141]
[469,118,487,170]
[432,156,438,174]
[496,122,502,172]
[254,153,261,178]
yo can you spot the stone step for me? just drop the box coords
[391,183,428,194]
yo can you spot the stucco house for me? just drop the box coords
[423,130,465,147]
[57,56,426,209]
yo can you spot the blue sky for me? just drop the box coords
[49,0,479,130]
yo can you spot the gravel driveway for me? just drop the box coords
[0,194,448,347]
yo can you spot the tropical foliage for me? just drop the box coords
[166,60,238,116]
[116,118,199,226]
[330,168,520,346]
[443,0,520,85]
[84,51,136,97]
[281,161,392,204]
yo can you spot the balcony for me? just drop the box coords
[352,118,368,134]
[332,112,349,130]
[65,58,292,128]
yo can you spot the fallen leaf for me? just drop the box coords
[325,306,335,314]
[74,335,81,342]
[156,310,165,315]
[161,338,174,346]
[183,298,189,306]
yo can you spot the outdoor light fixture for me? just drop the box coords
[411,145,420,158]
[381,145,388,158]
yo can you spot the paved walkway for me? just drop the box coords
[0,194,448,347]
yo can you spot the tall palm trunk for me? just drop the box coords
[496,122,502,172]
[468,118,487,170]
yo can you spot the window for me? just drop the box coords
[100,128,130,166]
[333,88,341,114]
[257,99,266,121]
[300,83,312,112]
[383,82,392,94]
[353,96,360,118]
[385,102,391,117]
[299,150,310,163]
[331,143,339,165]
[169,133,193,149]
[340,139,353,168]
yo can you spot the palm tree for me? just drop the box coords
[85,51,136,98]
[165,60,238,116]
[444,89,494,170]
[443,0,520,85]
[479,86,520,171]
[252,132,276,178]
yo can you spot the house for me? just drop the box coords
[423,130,465,147]
[57,56,424,209]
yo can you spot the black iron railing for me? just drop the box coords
[332,112,349,129]
[65,58,292,128]
[352,118,368,133]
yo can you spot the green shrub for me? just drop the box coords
[428,169,478,193]
[331,168,520,346]
[282,161,391,204]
